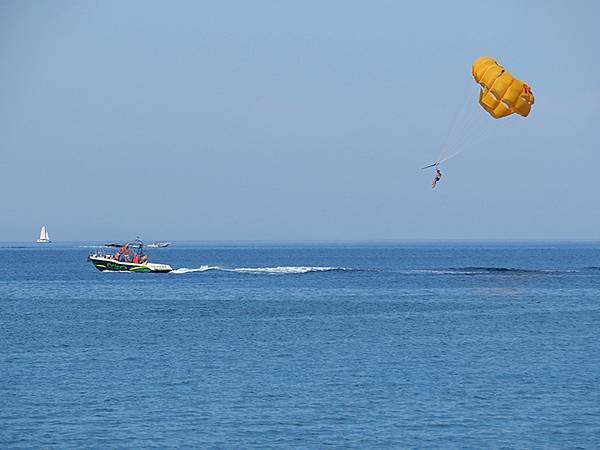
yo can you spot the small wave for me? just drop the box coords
[399,268,526,275]
[171,266,348,275]
[455,267,578,274]
[400,269,464,275]
[402,267,576,275]
[452,267,533,274]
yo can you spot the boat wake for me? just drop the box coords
[171,266,350,275]
[401,267,578,275]
[170,266,220,274]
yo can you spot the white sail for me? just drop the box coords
[37,226,50,243]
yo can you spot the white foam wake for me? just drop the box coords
[231,266,340,274]
[170,265,220,274]
[170,266,345,275]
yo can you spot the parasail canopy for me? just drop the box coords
[472,56,534,119]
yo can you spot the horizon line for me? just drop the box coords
[2,238,600,244]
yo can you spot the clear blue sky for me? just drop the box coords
[1,0,598,241]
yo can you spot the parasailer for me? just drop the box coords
[432,167,442,189]
[422,56,535,188]
[421,162,443,188]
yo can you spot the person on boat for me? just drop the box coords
[432,167,442,189]
[115,245,128,262]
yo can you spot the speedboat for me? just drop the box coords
[89,238,173,273]
[88,255,173,273]
[147,241,170,248]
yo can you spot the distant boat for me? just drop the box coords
[36,226,51,243]
[105,240,169,248]
[147,242,170,248]
[104,242,126,248]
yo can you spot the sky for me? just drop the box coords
[1,0,599,241]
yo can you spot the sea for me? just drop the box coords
[1,241,599,448]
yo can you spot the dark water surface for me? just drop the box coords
[1,242,600,448]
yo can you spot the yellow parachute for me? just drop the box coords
[472,56,534,119]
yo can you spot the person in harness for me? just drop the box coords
[432,167,442,189]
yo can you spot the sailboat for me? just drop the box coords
[36,225,51,243]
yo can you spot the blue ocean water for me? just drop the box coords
[1,241,600,448]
